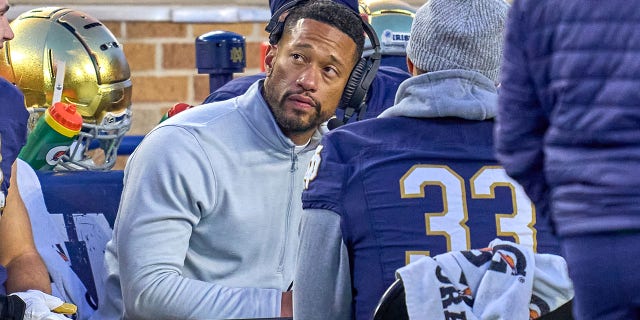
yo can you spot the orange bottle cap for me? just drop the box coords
[48,102,83,132]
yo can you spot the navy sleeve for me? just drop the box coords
[0,79,28,212]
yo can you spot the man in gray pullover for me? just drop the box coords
[94,1,366,319]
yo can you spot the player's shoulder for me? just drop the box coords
[222,73,265,90]
[375,65,411,81]
[320,117,409,158]
[324,118,383,143]
[0,78,25,107]
[0,78,28,124]
[203,73,266,104]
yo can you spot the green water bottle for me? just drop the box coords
[19,102,83,170]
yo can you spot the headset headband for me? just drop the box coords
[265,0,301,41]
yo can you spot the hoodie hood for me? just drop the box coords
[378,69,498,120]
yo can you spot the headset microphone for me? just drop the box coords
[326,117,345,130]
[329,99,370,129]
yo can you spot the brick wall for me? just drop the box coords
[104,20,270,135]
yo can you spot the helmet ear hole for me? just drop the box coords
[0,7,132,171]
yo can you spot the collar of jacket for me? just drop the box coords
[237,79,323,153]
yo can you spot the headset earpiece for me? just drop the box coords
[339,59,367,110]
[337,17,381,126]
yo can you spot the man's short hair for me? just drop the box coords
[270,0,359,16]
[282,0,365,61]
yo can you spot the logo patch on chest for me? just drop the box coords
[303,145,323,190]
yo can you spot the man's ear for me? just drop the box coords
[406,56,415,76]
[264,44,277,76]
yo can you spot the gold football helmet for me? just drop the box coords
[0,7,132,170]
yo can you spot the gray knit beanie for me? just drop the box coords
[406,0,509,82]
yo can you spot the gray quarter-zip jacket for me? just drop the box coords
[95,80,322,319]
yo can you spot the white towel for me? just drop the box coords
[396,239,574,320]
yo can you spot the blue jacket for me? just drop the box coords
[203,65,411,123]
[0,78,28,215]
[496,0,640,237]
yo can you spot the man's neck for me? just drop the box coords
[261,82,317,146]
[287,131,314,146]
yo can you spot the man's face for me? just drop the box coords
[263,18,357,139]
[0,0,13,49]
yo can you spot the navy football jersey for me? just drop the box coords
[0,78,28,214]
[302,116,561,319]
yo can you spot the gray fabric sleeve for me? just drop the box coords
[293,208,351,320]
[115,126,280,319]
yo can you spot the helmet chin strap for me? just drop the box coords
[52,60,66,104]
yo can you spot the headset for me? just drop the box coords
[265,0,382,127]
